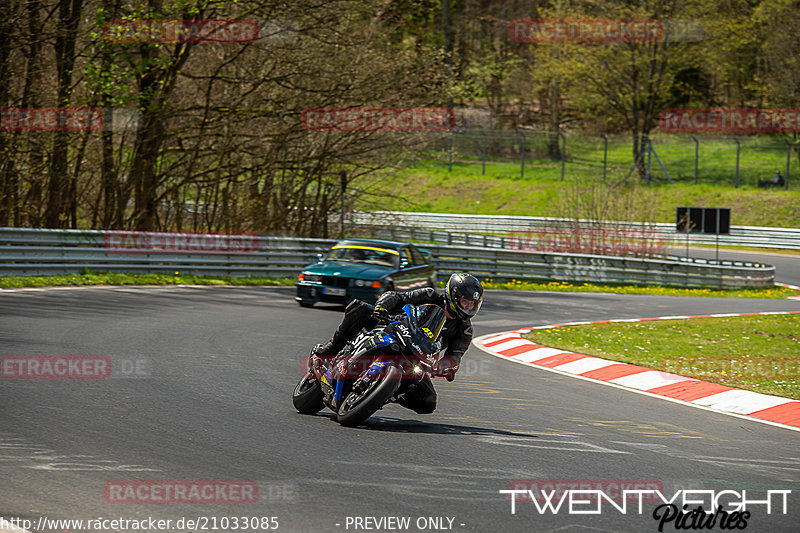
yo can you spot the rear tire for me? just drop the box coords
[292,372,324,414]
[337,365,401,427]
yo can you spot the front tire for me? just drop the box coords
[292,372,324,414]
[337,365,401,427]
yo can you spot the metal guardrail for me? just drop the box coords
[428,244,774,289]
[0,228,336,278]
[351,211,800,250]
[0,227,775,289]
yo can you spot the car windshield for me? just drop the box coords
[326,246,398,267]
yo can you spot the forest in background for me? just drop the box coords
[0,0,798,236]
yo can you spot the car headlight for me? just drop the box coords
[353,279,382,288]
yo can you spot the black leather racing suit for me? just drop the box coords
[374,288,473,368]
[320,288,474,414]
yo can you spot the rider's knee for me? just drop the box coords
[341,300,376,333]
[345,298,370,313]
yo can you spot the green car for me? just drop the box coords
[295,239,437,307]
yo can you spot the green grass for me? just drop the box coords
[363,133,800,229]
[524,314,800,399]
[0,271,296,288]
[410,132,796,187]
[363,159,800,228]
[3,272,797,300]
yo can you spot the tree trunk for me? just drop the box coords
[131,111,165,230]
[0,1,19,226]
[45,0,82,228]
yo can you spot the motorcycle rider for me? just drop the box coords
[310,272,484,414]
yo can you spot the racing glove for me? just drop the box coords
[372,304,390,324]
[437,356,460,382]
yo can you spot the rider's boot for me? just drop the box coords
[309,326,350,376]
[311,329,348,358]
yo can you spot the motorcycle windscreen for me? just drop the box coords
[411,304,446,354]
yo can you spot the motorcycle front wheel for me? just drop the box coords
[337,365,401,427]
[292,372,325,414]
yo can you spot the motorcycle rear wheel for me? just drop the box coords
[337,365,401,427]
[292,372,325,414]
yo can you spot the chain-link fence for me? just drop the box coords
[407,130,798,188]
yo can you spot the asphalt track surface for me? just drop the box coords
[1,249,799,533]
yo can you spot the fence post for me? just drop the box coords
[340,171,346,239]
[519,130,526,179]
[448,131,454,171]
[732,136,740,188]
[690,135,699,184]
[559,132,566,181]
[645,134,652,184]
[785,139,792,190]
[480,127,487,175]
[601,134,608,182]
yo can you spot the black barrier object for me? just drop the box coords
[676,207,730,234]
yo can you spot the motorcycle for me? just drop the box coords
[292,303,447,427]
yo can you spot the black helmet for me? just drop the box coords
[445,273,483,320]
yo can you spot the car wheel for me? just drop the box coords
[298,300,315,308]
